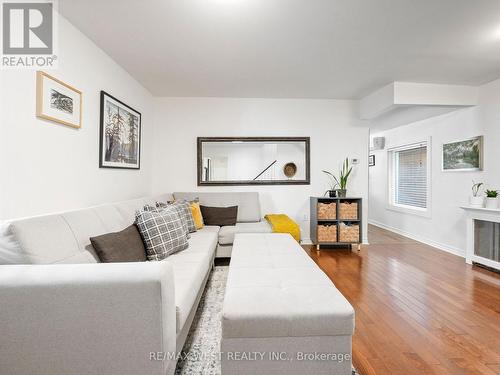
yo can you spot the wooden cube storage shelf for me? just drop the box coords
[310,196,362,251]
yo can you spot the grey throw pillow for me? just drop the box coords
[157,201,197,233]
[90,225,147,263]
[135,206,189,261]
[146,203,189,238]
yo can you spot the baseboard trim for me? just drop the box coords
[368,220,465,258]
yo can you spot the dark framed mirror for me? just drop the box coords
[197,137,310,186]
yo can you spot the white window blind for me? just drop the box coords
[392,145,427,209]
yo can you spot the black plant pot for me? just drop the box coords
[328,190,337,198]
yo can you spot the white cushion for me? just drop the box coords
[167,229,218,332]
[7,197,158,264]
[0,222,24,264]
[197,225,220,234]
[169,261,207,333]
[9,215,83,264]
[222,233,355,339]
[186,228,219,255]
[113,198,148,224]
[55,251,99,264]
[61,209,107,255]
[92,205,129,232]
[218,221,272,245]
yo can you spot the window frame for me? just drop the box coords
[386,138,432,218]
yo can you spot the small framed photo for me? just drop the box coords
[442,136,483,172]
[36,71,82,128]
[369,155,375,167]
[99,91,141,170]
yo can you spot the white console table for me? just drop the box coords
[461,206,500,272]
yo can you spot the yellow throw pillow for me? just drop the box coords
[190,201,204,230]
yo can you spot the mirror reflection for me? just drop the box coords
[198,138,310,185]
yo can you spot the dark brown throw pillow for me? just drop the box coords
[90,225,147,263]
[200,205,238,227]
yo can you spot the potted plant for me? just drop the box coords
[485,189,499,209]
[323,175,338,197]
[322,158,353,198]
[470,181,484,207]
[324,187,338,198]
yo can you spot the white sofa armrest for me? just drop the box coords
[0,261,176,375]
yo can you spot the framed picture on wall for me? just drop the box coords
[99,91,141,169]
[36,71,82,128]
[369,155,375,167]
[442,136,483,172]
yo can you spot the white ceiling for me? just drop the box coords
[60,0,500,99]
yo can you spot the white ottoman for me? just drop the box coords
[221,233,355,375]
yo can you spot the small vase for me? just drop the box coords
[485,197,498,209]
[328,190,337,198]
[469,196,484,207]
[336,189,347,198]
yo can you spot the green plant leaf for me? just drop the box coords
[486,189,499,198]
[322,170,339,189]
[322,170,335,178]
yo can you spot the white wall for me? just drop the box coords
[152,98,369,242]
[0,15,154,220]
[369,77,500,256]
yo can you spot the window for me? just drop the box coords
[388,141,430,214]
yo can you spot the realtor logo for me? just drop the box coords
[1,0,57,68]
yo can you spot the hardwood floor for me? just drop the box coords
[303,225,500,375]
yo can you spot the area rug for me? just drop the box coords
[175,265,358,375]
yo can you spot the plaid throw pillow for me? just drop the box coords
[143,204,160,212]
[135,206,189,261]
[157,201,197,233]
[148,203,190,238]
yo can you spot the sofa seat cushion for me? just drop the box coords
[196,225,220,234]
[169,261,207,333]
[166,229,218,332]
[218,221,272,245]
[169,230,217,267]
[223,234,355,339]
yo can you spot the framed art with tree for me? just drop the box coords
[99,91,141,169]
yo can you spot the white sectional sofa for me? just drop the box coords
[173,192,273,257]
[0,192,271,375]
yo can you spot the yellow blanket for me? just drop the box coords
[264,214,301,242]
